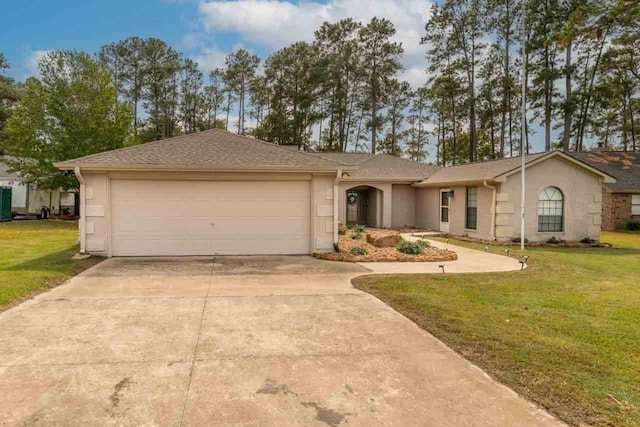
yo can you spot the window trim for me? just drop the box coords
[465,186,478,230]
[537,186,564,233]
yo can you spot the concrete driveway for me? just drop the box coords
[0,256,562,427]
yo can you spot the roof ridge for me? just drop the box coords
[56,128,222,164]
[231,131,348,167]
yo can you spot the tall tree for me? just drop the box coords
[407,86,431,161]
[359,17,403,154]
[381,79,411,156]
[203,68,226,129]
[224,49,260,135]
[0,53,21,149]
[179,58,203,134]
[0,51,131,190]
[141,38,181,141]
[314,19,363,151]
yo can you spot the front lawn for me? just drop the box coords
[0,220,102,310]
[353,231,640,427]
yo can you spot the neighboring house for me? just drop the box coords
[55,129,615,257]
[0,157,76,217]
[570,151,640,230]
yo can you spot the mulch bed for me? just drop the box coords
[435,234,612,248]
[313,233,457,263]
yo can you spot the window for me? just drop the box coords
[632,195,640,216]
[538,186,564,232]
[466,187,478,229]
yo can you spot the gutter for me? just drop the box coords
[333,169,342,248]
[74,167,86,253]
[483,181,497,241]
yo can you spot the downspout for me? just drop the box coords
[483,181,497,241]
[333,169,342,249]
[74,167,86,253]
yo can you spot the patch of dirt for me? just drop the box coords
[314,234,457,263]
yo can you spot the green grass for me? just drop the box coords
[602,230,640,250]
[0,220,102,310]
[353,231,640,427]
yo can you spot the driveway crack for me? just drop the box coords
[178,255,215,426]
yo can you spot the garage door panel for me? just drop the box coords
[110,180,311,256]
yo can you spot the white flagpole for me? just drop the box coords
[520,0,528,251]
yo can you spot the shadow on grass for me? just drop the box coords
[3,247,100,274]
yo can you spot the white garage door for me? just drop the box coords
[110,180,310,256]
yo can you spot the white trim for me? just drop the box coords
[439,188,450,233]
[73,167,86,253]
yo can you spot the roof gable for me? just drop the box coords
[417,150,615,186]
[55,129,348,171]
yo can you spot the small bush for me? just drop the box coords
[396,240,424,255]
[511,236,529,243]
[349,246,367,256]
[415,239,431,248]
[349,224,365,233]
[624,220,640,231]
[350,230,363,240]
[338,222,347,235]
[546,236,561,244]
[580,237,596,244]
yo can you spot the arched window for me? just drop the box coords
[538,187,563,232]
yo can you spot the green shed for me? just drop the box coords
[0,187,11,222]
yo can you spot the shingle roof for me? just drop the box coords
[311,152,439,180]
[55,129,348,171]
[420,152,549,185]
[570,151,640,192]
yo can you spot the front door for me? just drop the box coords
[440,189,450,232]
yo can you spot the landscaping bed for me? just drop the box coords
[314,228,457,262]
[427,233,612,248]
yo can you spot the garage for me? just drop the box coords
[55,129,346,256]
[110,179,311,256]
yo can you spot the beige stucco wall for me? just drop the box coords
[414,185,494,240]
[497,156,603,242]
[414,187,440,231]
[338,181,392,228]
[391,184,415,227]
[79,170,335,256]
[446,185,495,240]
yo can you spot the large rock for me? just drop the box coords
[366,230,401,248]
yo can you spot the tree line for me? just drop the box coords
[0,1,638,190]
[424,0,639,165]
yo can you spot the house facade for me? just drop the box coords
[55,129,615,257]
[570,151,640,230]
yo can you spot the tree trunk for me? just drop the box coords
[562,41,572,152]
[371,80,377,154]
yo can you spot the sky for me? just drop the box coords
[0,0,549,154]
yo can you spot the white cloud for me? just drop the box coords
[193,45,228,72]
[23,49,51,76]
[197,0,433,86]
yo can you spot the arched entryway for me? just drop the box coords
[345,185,383,228]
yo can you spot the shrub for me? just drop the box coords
[415,239,431,248]
[350,230,363,240]
[349,246,367,256]
[338,222,347,235]
[546,236,561,244]
[511,236,529,243]
[580,237,596,244]
[624,219,640,231]
[396,240,424,255]
[349,224,365,233]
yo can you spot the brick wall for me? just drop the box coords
[601,190,631,230]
